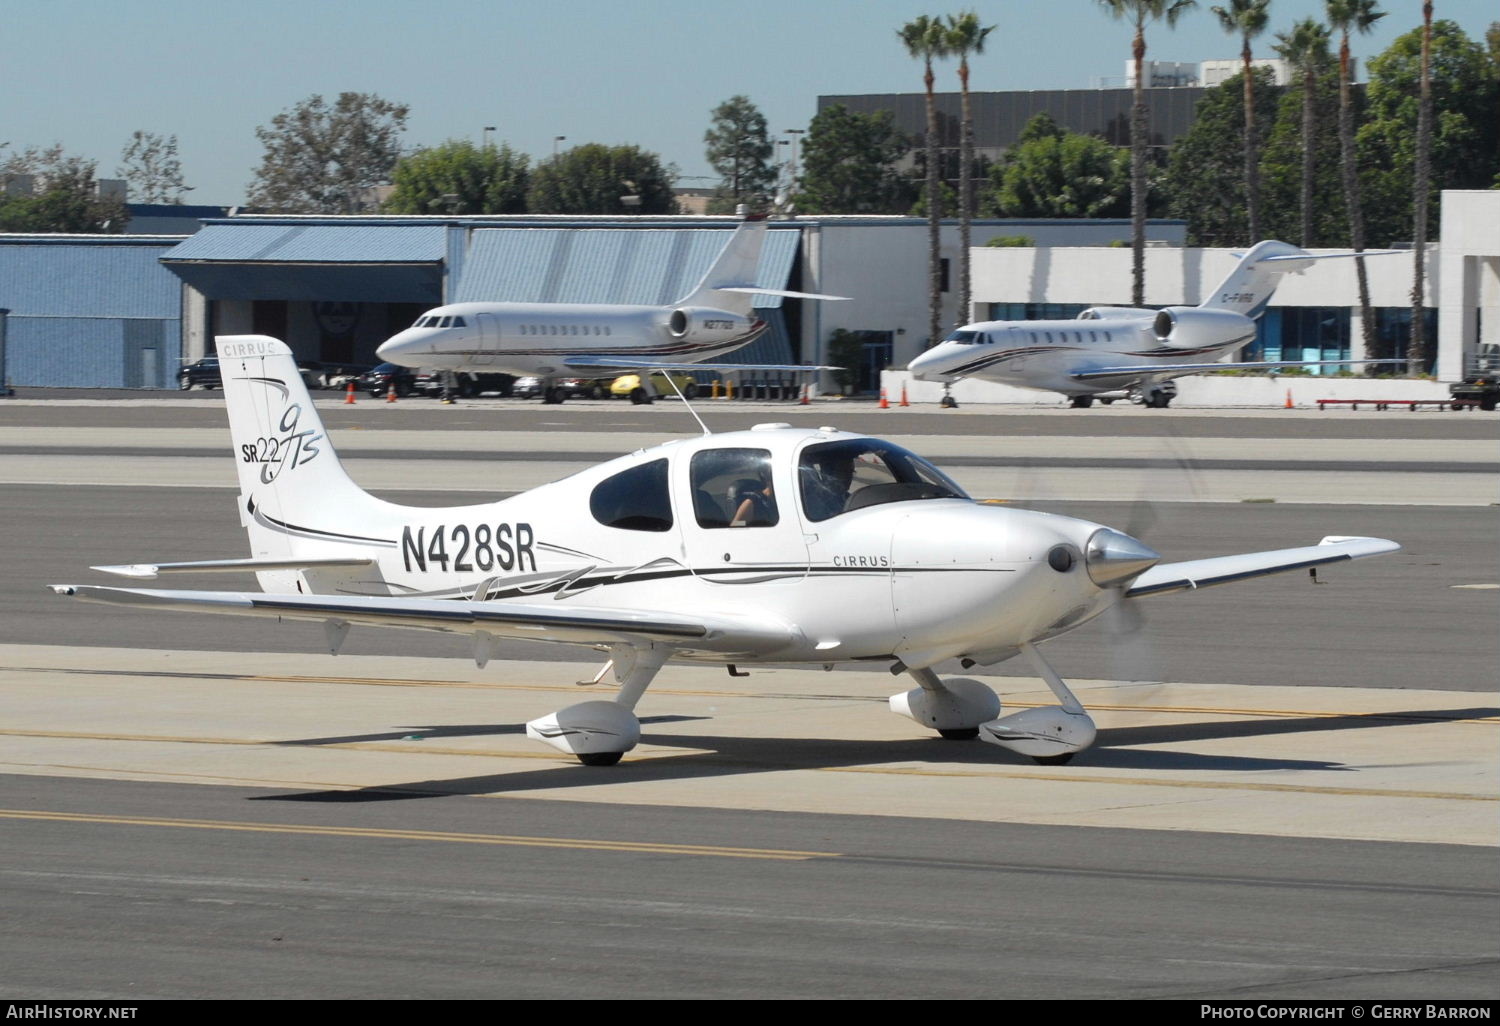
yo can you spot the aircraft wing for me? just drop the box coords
[1126,536,1399,598]
[563,355,838,374]
[1070,359,1405,381]
[48,585,798,653]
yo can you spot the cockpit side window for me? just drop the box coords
[799,439,968,522]
[590,458,672,532]
[691,448,778,528]
[451,316,466,328]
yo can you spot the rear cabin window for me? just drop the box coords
[590,459,672,532]
[691,448,778,528]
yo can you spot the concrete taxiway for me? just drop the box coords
[1,395,1495,998]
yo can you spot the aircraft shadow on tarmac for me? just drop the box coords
[249,705,1495,804]
[268,715,708,747]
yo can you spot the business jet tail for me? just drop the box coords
[1201,241,1400,319]
[674,217,848,314]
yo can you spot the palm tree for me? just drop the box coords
[1325,0,1385,361]
[945,10,994,328]
[1097,0,1198,307]
[1273,18,1332,247]
[1408,0,1434,376]
[1211,0,1272,244]
[899,15,949,351]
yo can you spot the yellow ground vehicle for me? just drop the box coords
[609,372,700,403]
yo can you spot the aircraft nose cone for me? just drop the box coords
[376,332,413,364]
[1084,528,1160,587]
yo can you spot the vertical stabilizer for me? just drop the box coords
[216,335,400,589]
[673,216,769,314]
[1198,241,1314,319]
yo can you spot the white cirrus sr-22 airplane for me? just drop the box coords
[375,215,846,405]
[51,335,1399,766]
[908,241,1399,409]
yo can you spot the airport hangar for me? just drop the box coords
[0,192,1494,393]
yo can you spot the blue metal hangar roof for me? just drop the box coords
[160,223,448,302]
[450,225,801,307]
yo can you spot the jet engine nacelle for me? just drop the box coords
[667,307,754,342]
[1151,306,1255,350]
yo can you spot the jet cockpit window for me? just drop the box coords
[437,316,452,328]
[691,448,778,529]
[451,316,466,328]
[799,439,969,523]
[944,330,981,345]
[590,458,672,532]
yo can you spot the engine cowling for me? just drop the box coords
[667,308,754,342]
[1151,306,1256,350]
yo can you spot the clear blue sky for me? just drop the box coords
[5,0,1494,206]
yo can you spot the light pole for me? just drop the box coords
[482,126,496,148]
[552,136,567,159]
[784,128,805,194]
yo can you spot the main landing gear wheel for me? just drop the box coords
[891,671,1000,739]
[629,387,653,405]
[542,386,565,405]
[577,751,624,767]
[1070,396,1094,408]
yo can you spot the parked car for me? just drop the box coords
[357,363,419,398]
[414,370,516,398]
[609,372,698,402]
[177,356,222,390]
[511,375,609,400]
[299,361,371,391]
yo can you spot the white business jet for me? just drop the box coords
[51,336,1398,766]
[908,241,1397,408]
[376,216,845,405]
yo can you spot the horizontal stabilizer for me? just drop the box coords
[91,557,375,580]
[1238,250,1403,263]
[49,585,797,653]
[1070,358,1405,382]
[1126,536,1399,598]
[715,287,850,302]
[564,355,838,374]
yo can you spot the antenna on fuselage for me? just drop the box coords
[659,373,713,436]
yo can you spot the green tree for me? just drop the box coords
[703,96,777,214]
[796,104,913,214]
[384,139,529,214]
[899,14,949,349]
[247,92,410,213]
[985,114,1129,218]
[1162,68,1279,246]
[1359,18,1498,243]
[526,143,676,214]
[117,131,191,204]
[1211,0,1272,244]
[1272,18,1334,246]
[1325,0,1385,359]
[945,10,995,326]
[0,148,128,232]
[1097,0,1199,306]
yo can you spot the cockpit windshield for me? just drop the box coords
[798,439,969,522]
[944,330,981,345]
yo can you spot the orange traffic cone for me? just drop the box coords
[878,388,889,409]
[344,381,356,404]
[1284,388,1294,409]
[800,383,810,406]
[899,384,910,407]
[386,383,398,403]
